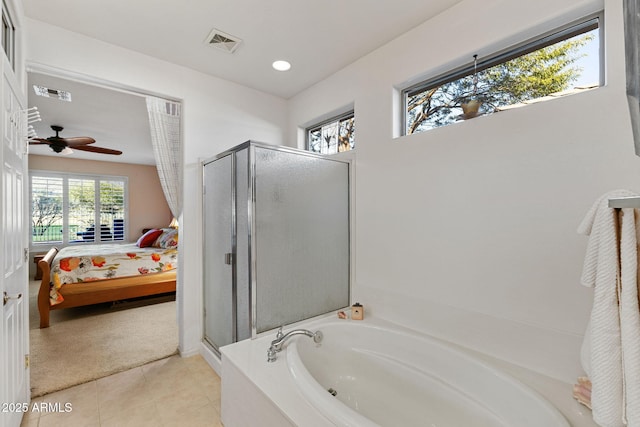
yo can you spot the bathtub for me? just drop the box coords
[220,317,587,427]
[287,321,569,427]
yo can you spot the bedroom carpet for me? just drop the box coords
[28,281,178,397]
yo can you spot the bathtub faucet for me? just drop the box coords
[267,326,323,362]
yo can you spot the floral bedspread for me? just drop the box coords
[49,243,177,306]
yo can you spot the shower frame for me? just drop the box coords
[202,141,352,356]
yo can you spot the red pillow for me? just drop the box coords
[136,229,163,248]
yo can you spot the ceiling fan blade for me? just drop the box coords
[28,138,52,145]
[73,145,122,155]
[64,137,96,146]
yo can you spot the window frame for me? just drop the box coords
[1,0,15,69]
[401,12,604,136]
[305,110,355,154]
[30,170,129,247]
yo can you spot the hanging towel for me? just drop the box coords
[578,190,640,427]
[619,207,640,426]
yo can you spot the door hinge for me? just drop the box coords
[25,354,30,368]
[24,248,29,262]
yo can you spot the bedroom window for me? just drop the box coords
[307,111,355,154]
[31,172,127,245]
[403,14,602,135]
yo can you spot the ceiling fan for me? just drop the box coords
[29,125,122,156]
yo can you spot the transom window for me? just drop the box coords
[31,172,127,245]
[307,111,355,154]
[403,15,602,135]
[2,0,15,69]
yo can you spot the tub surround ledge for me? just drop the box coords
[221,336,328,427]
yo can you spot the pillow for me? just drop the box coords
[136,228,163,248]
[153,228,178,248]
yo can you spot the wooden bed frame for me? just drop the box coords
[37,247,177,328]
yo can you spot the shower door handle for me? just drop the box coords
[224,253,235,265]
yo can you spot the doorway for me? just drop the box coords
[25,67,184,396]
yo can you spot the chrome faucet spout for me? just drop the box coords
[267,328,323,362]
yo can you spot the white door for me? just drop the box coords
[0,50,29,427]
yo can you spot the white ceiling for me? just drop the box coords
[28,73,155,165]
[22,0,462,99]
[23,0,462,165]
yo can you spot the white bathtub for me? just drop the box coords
[220,317,587,427]
[287,321,569,427]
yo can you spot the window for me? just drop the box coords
[2,1,15,69]
[31,172,127,245]
[307,111,355,154]
[404,15,602,135]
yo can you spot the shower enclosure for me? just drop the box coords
[202,141,350,355]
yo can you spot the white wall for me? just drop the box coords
[288,0,637,382]
[25,18,289,355]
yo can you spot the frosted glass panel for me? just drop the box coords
[254,147,349,333]
[235,148,251,341]
[203,154,234,350]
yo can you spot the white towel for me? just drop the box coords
[619,208,640,426]
[578,190,640,427]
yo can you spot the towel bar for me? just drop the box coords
[608,196,640,208]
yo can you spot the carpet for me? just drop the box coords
[28,281,178,397]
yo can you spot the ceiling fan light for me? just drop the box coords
[61,147,74,156]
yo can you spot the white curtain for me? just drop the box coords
[146,97,182,219]
[624,0,640,155]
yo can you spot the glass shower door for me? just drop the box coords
[203,153,235,352]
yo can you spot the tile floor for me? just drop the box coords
[20,354,223,427]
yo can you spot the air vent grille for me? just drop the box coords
[205,28,242,54]
[33,85,72,102]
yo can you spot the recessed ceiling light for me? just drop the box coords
[272,60,291,71]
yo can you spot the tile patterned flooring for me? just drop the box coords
[20,355,223,427]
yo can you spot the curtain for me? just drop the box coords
[146,97,182,219]
[624,0,640,155]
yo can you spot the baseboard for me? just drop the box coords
[178,346,200,358]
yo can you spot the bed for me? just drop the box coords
[37,239,177,328]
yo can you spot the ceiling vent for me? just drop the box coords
[205,28,242,54]
[33,85,72,102]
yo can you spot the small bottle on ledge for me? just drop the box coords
[351,302,364,320]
